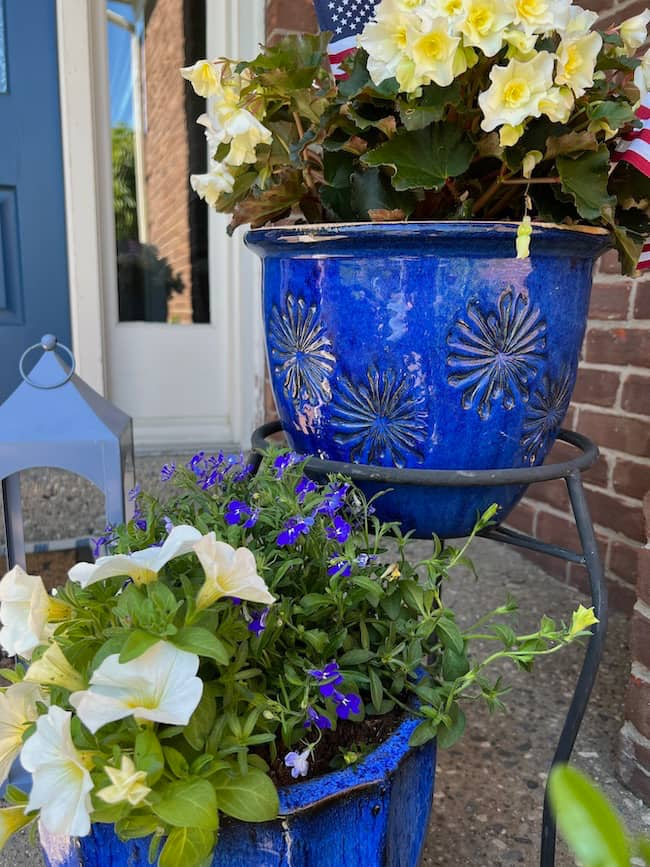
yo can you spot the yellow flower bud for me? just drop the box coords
[569,604,599,638]
[516,217,533,259]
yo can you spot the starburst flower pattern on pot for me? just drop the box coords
[328,367,427,466]
[268,295,335,407]
[447,287,547,419]
[521,366,574,464]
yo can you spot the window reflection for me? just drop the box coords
[107,0,209,324]
[0,1,7,94]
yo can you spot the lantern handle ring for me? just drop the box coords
[19,335,76,389]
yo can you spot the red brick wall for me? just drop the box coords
[144,0,193,323]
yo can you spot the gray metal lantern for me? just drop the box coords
[0,335,135,570]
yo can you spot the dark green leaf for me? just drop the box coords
[587,100,638,131]
[437,704,466,749]
[398,82,461,131]
[350,168,415,220]
[369,668,383,712]
[213,768,279,822]
[362,124,475,191]
[408,719,437,747]
[548,764,631,867]
[556,146,616,221]
[153,779,218,830]
[339,648,374,665]
[442,647,470,681]
[436,617,464,654]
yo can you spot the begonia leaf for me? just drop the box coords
[556,146,616,221]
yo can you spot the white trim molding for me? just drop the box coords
[56,0,111,395]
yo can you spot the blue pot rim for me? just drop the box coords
[277,713,425,816]
[245,220,610,259]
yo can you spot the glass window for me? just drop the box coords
[0,1,7,94]
[107,0,209,324]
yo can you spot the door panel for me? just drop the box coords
[0,0,70,401]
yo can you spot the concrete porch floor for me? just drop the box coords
[1,458,648,865]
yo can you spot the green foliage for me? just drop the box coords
[111,124,138,242]
[549,764,650,866]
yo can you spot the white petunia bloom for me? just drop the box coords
[620,10,650,53]
[97,756,150,807]
[194,532,275,610]
[0,682,45,786]
[459,0,516,58]
[20,707,93,838]
[410,19,462,87]
[180,59,221,97]
[0,566,67,659]
[69,641,202,734]
[478,51,555,131]
[556,31,603,97]
[191,163,236,207]
[68,525,203,588]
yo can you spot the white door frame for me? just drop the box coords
[55,0,266,451]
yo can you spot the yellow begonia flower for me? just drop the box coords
[194,532,275,611]
[514,0,570,35]
[411,20,461,87]
[0,807,34,850]
[503,27,537,60]
[24,644,86,692]
[358,9,418,88]
[499,123,525,146]
[97,756,151,807]
[556,31,603,98]
[539,86,575,124]
[180,59,221,98]
[560,5,599,38]
[459,0,516,58]
[191,162,236,207]
[68,525,202,588]
[479,52,554,132]
[0,683,45,787]
[569,604,599,637]
[522,149,543,178]
[70,641,202,733]
[516,217,533,259]
[620,10,650,53]
[634,47,650,100]
[588,118,618,140]
[0,566,69,660]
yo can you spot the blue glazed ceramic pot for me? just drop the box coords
[40,715,436,867]
[245,222,609,538]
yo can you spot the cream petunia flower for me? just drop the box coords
[478,52,554,131]
[556,31,603,98]
[20,707,93,838]
[70,641,202,734]
[194,533,275,611]
[0,566,67,659]
[68,524,203,588]
[0,682,45,786]
[24,644,86,692]
[97,756,151,807]
[180,59,221,97]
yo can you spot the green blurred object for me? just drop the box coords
[548,764,649,866]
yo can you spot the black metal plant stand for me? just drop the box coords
[251,421,608,867]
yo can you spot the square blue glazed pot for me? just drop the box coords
[39,714,436,867]
[245,221,610,538]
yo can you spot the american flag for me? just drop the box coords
[312,0,380,77]
[613,94,650,270]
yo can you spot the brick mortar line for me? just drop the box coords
[628,280,639,322]
[571,402,650,423]
[634,599,650,620]
[631,661,650,683]
[584,444,650,465]
[577,361,650,375]
[585,320,650,330]
[522,497,642,547]
[621,721,650,751]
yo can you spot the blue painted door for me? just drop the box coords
[0,0,70,402]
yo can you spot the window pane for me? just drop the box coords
[107,0,209,324]
[0,1,7,94]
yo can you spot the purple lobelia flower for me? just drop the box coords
[248,607,269,637]
[308,661,343,698]
[160,462,176,482]
[326,515,351,544]
[284,748,311,779]
[295,476,318,504]
[332,691,362,720]
[128,484,141,502]
[315,482,350,517]
[225,500,253,526]
[163,516,174,534]
[273,452,301,479]
[277,515,314,546]
[303,706,332,731]
[91,523,118,559]
[328,556,352,577]
[187,452,206,476]
[355,553,377,568]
